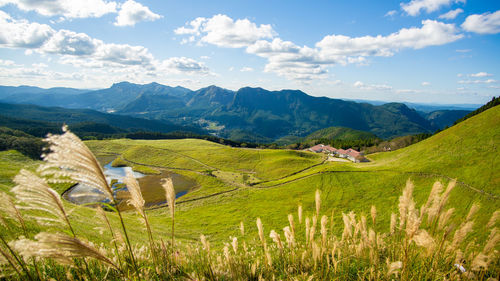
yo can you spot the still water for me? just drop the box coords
[63,162,196,210]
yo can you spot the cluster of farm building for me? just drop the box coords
[307,144,368,163]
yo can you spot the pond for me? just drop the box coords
[63,161,197,211]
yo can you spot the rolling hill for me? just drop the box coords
[369,105,500,193]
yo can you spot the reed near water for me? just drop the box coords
[0,128,498,280]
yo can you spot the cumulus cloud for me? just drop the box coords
[0,10,210,82]
[0,10,54,48]
[438,8,463,20]
[469,72,492,77]
[158,57,210,75]
[0,0,117,19]
[316,20,462,58]
[422,81,431,86]
[401,0,465,16]
[462,10,500,34]
[247,38,330,80]
[114,0,162,27]
[175,14,276,48]
[41,29,99,55]
[176,15,462,81]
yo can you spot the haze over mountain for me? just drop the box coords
[0,82,473,141]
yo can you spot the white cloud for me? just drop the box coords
[401,0,465,16]
[455,49,470,53]
[0,10,210,83]
[438,8,463,20]
[247,38,329,80]
[0,10,54,48]
[316,20,462,57]
[175,14,276,48]
[469,72,492,77]
[354,81,393,91]
[421,81,431,86]
[240,67,253,72]
[462,10,500,34]
[174,17,205,35]
[458,79,497,84]
[41,29,99,55]
[0,59,15,66]
[114,0,161,27]
[0,0,117,19]
[158,57,210,75]
[176,15,462,82]
[385,10,397,17]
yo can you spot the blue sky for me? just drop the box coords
[0,0,499,104]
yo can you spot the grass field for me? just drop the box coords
[0,106,498,247]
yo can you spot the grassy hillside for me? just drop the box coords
[369,105,500,193]
[304,126,378,141]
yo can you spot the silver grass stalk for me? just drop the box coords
[486,210,499,228]
[256,218,266,249]
[387,260,402,277]
[315,189,321,217]
[37,126,113,200]
[466,203,480,222]
[283,226,295,248]
[437,180,455,216]
[288,214,295,237]
[437,208,454,231]
[231,237,238,254]
[162,177,175,218]
[37,126,138,273]
[390,213,396,235]
[370,205,377,226]
[269,230,283,251]
[398,179,414,229]
[124,170,145,218]
[12,232,118,270]
[162,177,176,250]
[298,204,303,224]
[424,181,443,222]
[0,192,26,233]
[483,227,499,254]
[240,221,245,236]
[320,215,328,248]
[12,169,73,234]
[124,170,158,269]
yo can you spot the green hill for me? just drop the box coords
[369,105,500,193]
[304,126,377,141]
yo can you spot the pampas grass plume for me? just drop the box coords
[315,189,321,217]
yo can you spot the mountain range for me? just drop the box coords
[0,82,474,142]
